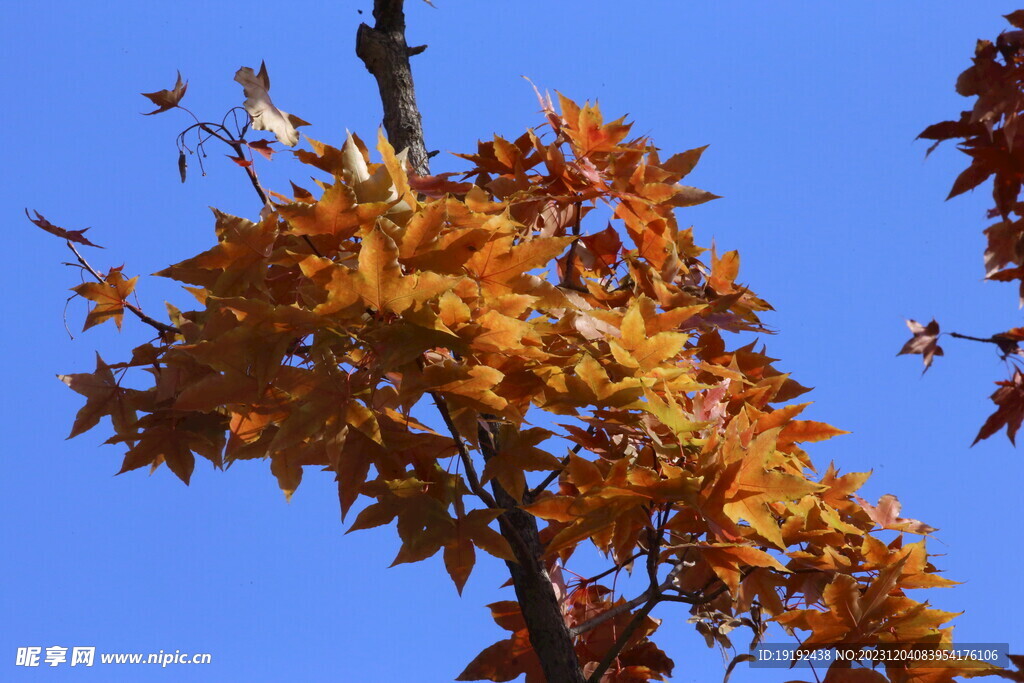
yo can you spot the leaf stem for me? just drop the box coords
[64,240,179,336]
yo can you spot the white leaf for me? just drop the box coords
[234,62,307,147]
[341,131,409,214]
[342,130,371,183]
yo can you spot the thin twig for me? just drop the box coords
[586,599,658,683]
[65,241,179,336]
[659,582,731,605]
[426,388,538,564]
[524,426,594,502]
[950,331,1004,344]
[578,551,645,586]
[950,330,1022,358]
[428,389,497,509]
[571,553,735,640]
[525,453,570,503]
[192,121,237,147]
[179,115,319,257]
[570,582,663,639]
[198,124,270,207]
[584,513,666,681]
[661,567,750,607]
[474,418,539,567]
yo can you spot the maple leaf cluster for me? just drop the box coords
[40,87,994,682]
[901,11,1024,446]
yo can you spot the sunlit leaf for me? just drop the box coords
[235,62,308,147]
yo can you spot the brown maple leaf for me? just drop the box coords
[141,71,187,115]
[974,369,1024,445]
[897,318,944,372]
[58,353,140,438]
[72,267,138,331]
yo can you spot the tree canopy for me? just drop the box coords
[21,2,1024,682]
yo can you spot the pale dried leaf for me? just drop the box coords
[234,62,307,147]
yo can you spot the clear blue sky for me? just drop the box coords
[3,2,1022,681]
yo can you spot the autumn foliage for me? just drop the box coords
[32,53,1009,683]
[903,10,1024,447]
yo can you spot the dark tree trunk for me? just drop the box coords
[479,424,587,683]
[356,0,430,175]
[356,3,586,681]
[496,504,587,682]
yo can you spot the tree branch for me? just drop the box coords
[586,600,658,683]
[578,551,645,586]
[427,389,537,567]
[182,121,271,207]
[65,241,179,336]
[525,452,571,503]
[428,389,497,509]
[950,330,1023,358]
[525,426,593,502]
[356,0,430,175]
[356,6,583,679]
[568,570,733,645]
[189,121,322,258]
[570,520,665,643]
[478,419,587,682]
[571,522,737,650]
[227,139,270,206]
[571,582,662,640]
[950,331,1005,344]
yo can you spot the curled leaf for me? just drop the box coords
[141,71,187,115]
[247,139,275,160]
[342,130,371,183]
[234,62,309,147]
[26,209,102,248]
[897,318,943,372]
[177,151,187,183]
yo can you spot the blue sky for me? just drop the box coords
[3,2,1023,681]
